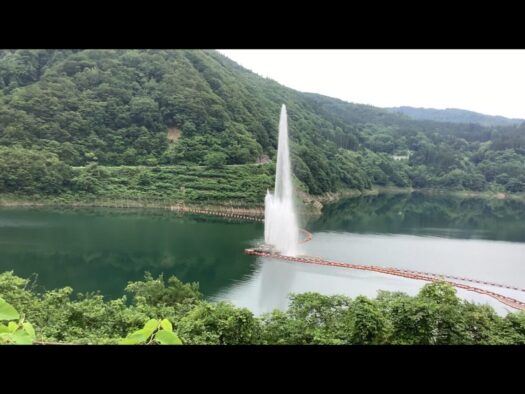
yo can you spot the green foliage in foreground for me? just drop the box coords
[0,297,36,344]
[0,271,524,345]
[120,318,182,345]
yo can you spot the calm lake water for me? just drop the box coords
[1,193,524,314]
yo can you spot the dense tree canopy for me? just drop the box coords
[0,146,72,194]
[0,49,524,198]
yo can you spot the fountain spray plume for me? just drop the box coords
[264,104,299,256]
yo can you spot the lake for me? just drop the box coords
[1,193,524,314]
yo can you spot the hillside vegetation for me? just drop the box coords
[1,49,524,202]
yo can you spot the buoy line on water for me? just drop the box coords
[246,228,525,311]
[295,228,525,294]
[168,206,524,310]
[245,247,525,311]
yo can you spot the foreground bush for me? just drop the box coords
[0,271,524,344]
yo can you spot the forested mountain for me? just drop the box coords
[387,106,525,127]
[1,49,524,199]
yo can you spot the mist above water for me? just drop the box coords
[264,105,299,256]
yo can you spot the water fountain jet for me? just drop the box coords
[264,105,299,256]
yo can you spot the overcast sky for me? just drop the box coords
[218,50,525,119]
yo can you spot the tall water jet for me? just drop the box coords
[264,105,299,256]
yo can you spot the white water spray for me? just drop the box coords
[264,105,299,256]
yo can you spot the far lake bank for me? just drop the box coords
[1,187,524,219]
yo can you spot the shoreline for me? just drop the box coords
[1,188,523,218]
[0,196,267,220]
[301,186,525,213]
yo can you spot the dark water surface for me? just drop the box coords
[1,194,524,314]
[0,208,261,299]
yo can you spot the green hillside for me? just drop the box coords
[1,49,524,202]
[387,106,525,127]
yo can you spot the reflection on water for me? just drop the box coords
[309,193,525,242]
[258,258,295,312]
[1,193,524,314]
[216,193,525,315]
[302,232,525,288]
[214,255,520,315]
[0,208,261,299]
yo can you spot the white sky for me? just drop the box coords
[218,50,525,119]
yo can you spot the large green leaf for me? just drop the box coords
[125,328,151,344]
[0,324,10,333]
[23,322,36,338]
[7,321,18,333]
[160,319,173,332]
[12,331,33,345]
[0,298,19,321]
[0,333,12,342]
[143,319,159,336]
[155,330,182,345]
[119,337,141,345]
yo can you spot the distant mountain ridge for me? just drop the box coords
[386,106,525,127]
